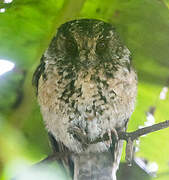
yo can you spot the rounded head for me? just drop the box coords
[46,19,130,70]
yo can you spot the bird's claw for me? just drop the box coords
[111,128,119,142]
[68,127,89,149]
[105,128,119,147]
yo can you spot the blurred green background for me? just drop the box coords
[0,0,169,179]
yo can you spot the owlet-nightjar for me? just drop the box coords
[33,19,137,180]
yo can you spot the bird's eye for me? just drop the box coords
[65,39,78,56]
[96,41,106,53]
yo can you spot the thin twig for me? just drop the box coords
[118,120,169,141]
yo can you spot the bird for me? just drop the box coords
[33,19,137,180]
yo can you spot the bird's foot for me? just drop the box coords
[111,128,119,141]
[68,127,89,149]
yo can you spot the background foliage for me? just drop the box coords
[0,0,169,179]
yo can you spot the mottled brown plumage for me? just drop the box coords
[33,19,137,180]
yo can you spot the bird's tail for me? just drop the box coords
[73,140,123,180]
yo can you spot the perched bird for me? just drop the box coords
[33,19,137,180]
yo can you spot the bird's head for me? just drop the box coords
[45,19,131,72]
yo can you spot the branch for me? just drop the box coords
[119,120,169,164]
[34,120,169,166]
[118,120,169,141]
